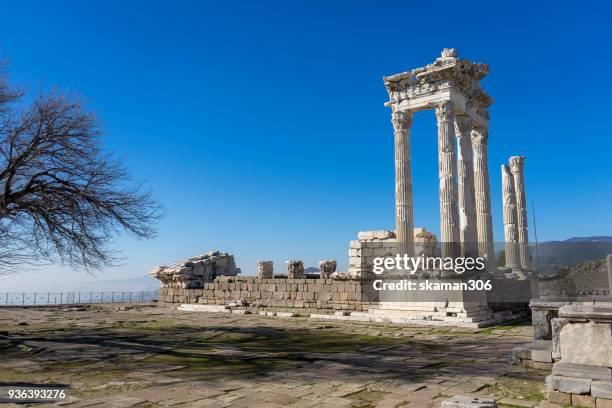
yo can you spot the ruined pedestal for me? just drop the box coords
[546,304,612,406]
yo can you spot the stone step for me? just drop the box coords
[178,304,230,313]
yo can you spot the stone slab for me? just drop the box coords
[560,321,612,367]
[553,362,612,381]
[592,381,612,400]
[546,375,591,394]
[441,395,497,407]
[532,349,553,363]
[177,304,230,313]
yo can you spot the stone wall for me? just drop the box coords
[157,276,379,313]
[348,229,438,277]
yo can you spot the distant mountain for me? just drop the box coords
[304,267,319,274]
[565,236,612,243]
[530,236,612,277]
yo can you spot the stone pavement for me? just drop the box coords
[0,304,561,407]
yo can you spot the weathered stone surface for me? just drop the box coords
[551,317,569,360]
[441,395,497,407]
[546,375,591,394]
[531,349,553,363]
[257,260,273,279]
[149,250,240,289]
[553,363,612,381]
[592,381,612,399]
[286,260,304,279]
[548,389,571,404]
[573,394,596,408]
[318,259,337,278]
[357,230,395,240]
[560,321,612,367]
[597,397,612,408]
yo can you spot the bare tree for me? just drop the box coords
[0,64,162,274]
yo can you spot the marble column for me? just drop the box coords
[501,164,520,269]
[510,156,529,269]
[392,108,414,257]
[435,101,460,258]
[471,126,495,269]
[454,114,478,257]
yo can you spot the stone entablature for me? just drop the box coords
[384,48,491,126]
[149,250,240,289]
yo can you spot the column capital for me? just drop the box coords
[435,100,454,123]
[391,109,412,131]
[470,126,488,146]
[454,114,472,138]
[509,155,525,173]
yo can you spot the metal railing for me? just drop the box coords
[0,291,157,306]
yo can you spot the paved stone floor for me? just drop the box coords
[0,304,562,407]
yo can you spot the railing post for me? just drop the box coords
[22,293,25,305]
[34,293,37,306]
[47,293,50,305]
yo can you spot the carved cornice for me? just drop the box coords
[391,109,412,131]
[509,156,525,173]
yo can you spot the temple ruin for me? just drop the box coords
[152,49,537,327]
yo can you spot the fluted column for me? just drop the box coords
[392,108,414,257]
[435,101,460,258]
[510,156,529,269]
[454,114,478,257]
[502,164,520,269]
[471,126,495,269]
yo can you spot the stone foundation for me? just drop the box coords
[156,276,378,313]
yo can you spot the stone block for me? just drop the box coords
[548,389,571,404]
[358,230,395,240]
[597,397,612,408]
[546,375,591,394]
[533,362,553,370]
[560,321,612,367]
[553,363,612,381]
[592,382,612,400]
[532,349,553,363]
[573,394,596,408]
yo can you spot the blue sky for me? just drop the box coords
[0,1,610,290]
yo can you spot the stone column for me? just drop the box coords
[501,164,520,269]
[471,126,495,269]
[392,108,414,257]
[435,101,460,258]
[454,114,478,257]
[509,156,529,269]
